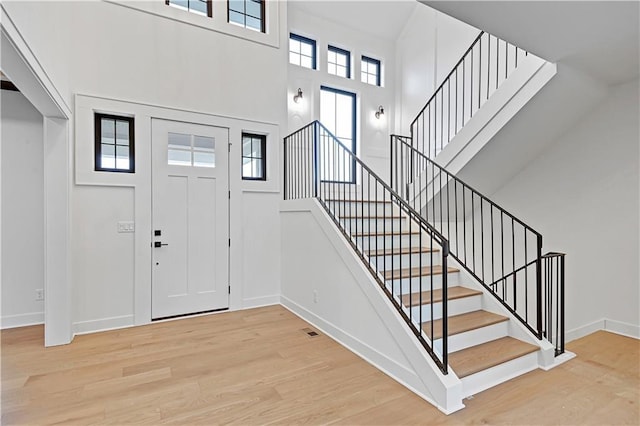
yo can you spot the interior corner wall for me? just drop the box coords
[489,78,640,338]
[395,5,479,133]
[1,90,45,328]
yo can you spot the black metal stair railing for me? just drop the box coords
[410,31,529,159]
[284,121,452,374]
[390,135,565,355]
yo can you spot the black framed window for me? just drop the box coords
[95,113,135,173]
[228,0,265,32]
[328,45,350,78]
[242,133,266,180]
[289,33,316,70]
[166,0,212,17]
[361,55,381,86]
[320,86,356,183]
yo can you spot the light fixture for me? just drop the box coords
[293,88,303,103]
[375,105,384,119]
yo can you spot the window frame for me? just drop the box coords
[289,33,317,70]
[94,113,135,174]
[165,0,213,18]
[319,85,357,184]
[241,133,267,181]
[361,55,381,87]
[327,45,351,79]
[228,0,266,33]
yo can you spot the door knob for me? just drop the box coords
[154,241,169,248]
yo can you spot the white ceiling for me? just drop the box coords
[421,1,640,85]
[289,0,418,41]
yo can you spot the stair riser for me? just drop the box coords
[340,218,409,233]
[408,294,482,321]
[433,321,509,353]
[355,234,423,249]
[326,201,396,215]
[386,273,460,294]
[371,252,439,270]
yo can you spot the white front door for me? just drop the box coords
[151,119,229,319]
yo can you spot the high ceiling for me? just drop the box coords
[289,0,418,41]
[422,1,640,85]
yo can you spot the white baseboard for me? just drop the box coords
[566,318,639,343]
[242,295,280,309]
[604,319,640,339]
[1,312,44,329]
[72,315,134,335]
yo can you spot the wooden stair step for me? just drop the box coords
[339,215,404,219]
[449,336,539,378]
[325,199,392,204]
[383,265,458,280]
[354,230,420,237]
[401,286,482,307]
[421,310,508,340]
[366,246,439,257]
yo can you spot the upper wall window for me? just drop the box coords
[228,0,265,32]
[361,56,381,86]
[242,133,266,180]
[95,113,135,173]
[328,46,350,78]
[289,33,316,70]
[166,0,212,18]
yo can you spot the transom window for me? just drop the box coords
[95,113,135,173]
[361,56,381,86]
[289,33,316,70]
[242,133,266,180]
[166,0,212,17]
[228,0,265,32]
[327,46,350,78]
[167,132,216,168]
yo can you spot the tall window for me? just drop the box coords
[242,133,266,180]
[228,0,265,32]
[320,86,356,183]
[361,56,381,86]
[166,0,212,18]
[289,33,316,70]
[327,46,350,78]
[95,113,135,173]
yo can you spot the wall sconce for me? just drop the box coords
[375,105,384,119]
[293,88,303,103]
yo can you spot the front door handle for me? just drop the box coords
[154,241,169,248]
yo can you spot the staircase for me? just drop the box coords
[282,30,566,413]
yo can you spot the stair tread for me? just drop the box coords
[366,246,439,256]
[449,336,539,378]
[421,310,509,339]
[354,230,420,237]
[401,286,482,307]
[383,265,459,280]
[339,215,404,219]
[325,199,392,204]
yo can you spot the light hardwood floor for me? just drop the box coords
[1,305,638,425]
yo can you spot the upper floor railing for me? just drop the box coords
[410,31,528,159]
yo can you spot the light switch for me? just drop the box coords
[117,221,135,233]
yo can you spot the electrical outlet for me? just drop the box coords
[35,289,44,301]
[117,221,135,233]
[313,290,318,303]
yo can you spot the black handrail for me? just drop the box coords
[391,134,544,339]
[410,31,529,159]
[285,121,452,374]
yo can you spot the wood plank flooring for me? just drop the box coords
[1,305,638,425]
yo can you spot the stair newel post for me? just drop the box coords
[441,240,449,374]
[536,234,543,339]
[313,121,320,198]
[283,136,288,200]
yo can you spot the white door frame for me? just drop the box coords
[1,5,73,346]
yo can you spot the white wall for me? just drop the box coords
[490,78,640,338]
[1,90,45,328]
[2,0,288,334]
[287,3,396,181]
[395,5,479,133]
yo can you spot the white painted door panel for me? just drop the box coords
[151,119,229,319]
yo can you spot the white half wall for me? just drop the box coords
[280,198,464,414]
[1,90,45,329]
